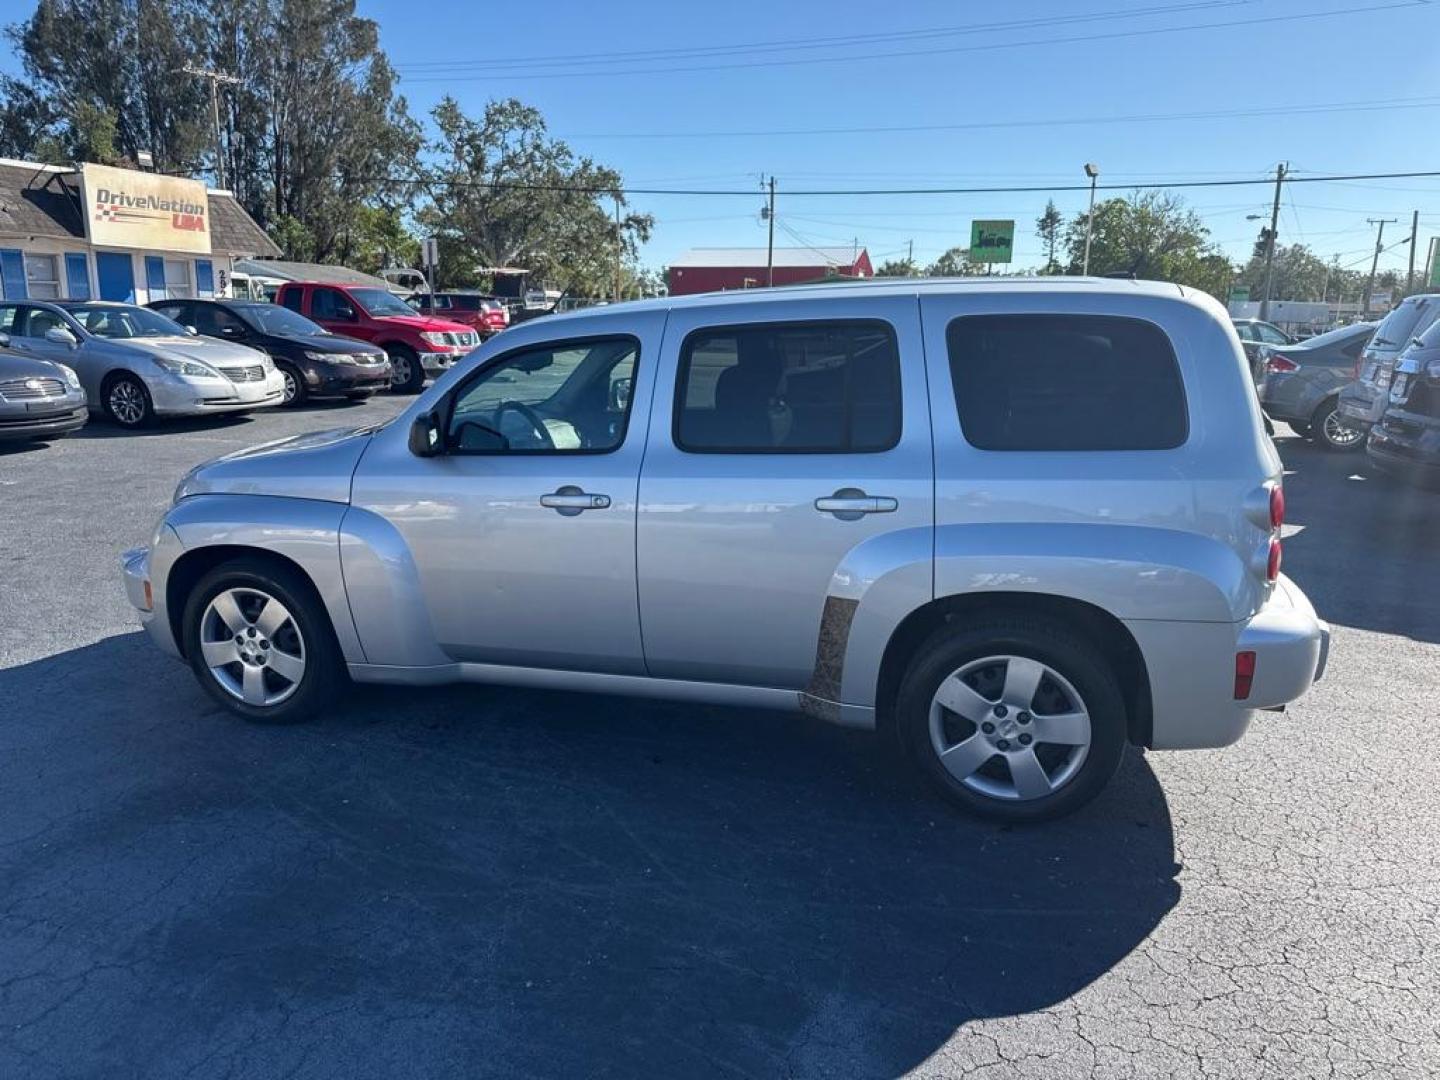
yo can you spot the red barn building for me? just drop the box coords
[667,246,873,296]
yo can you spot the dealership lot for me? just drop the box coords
[1,404,1438,1078]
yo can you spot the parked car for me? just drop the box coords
[122,279,1327,823]
[148,298,391,407]
[1233,318,1296,381]
[0,300,282,428]
[0,330,88,442]
[1366,316,1440,484]
[407,291,510,339]
[274,282,478,394]
[1258,321,1375,450]
[1339,293,1440,433]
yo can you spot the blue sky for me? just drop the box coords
[360,0,1440,278]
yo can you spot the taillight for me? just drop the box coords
[1234,651,1257,699]
[1265,355,1299,374]
[1269,486,1285,530]
[1266,537,1282,581]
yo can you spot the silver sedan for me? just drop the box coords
[0,300,284,427]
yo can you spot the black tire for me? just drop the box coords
[1287,420,1311,438]
[277,361,307,406]
[182,557,347,724]
[895,614,1128,823]
[1311,398,1365,453]
[101,371,154,428]
[387,345,425,394]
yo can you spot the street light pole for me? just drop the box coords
[1082,163,1099,275]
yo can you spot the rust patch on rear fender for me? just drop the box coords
[803,595,859,707]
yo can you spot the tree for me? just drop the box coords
[875,258,917,277]
[415,97,651,296]
[1035,199,1063,273]
[925,247,989,277]
[1062,191,1234,298]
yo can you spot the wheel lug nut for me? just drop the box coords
[993,705,1008,718]
[259,639,269,649]
[981,722,995,735]
[996,738,1010,751]
[1019,733,1032,746]
[1018,711,1031,725]
[247,628,256,637]
[234,634,243,644]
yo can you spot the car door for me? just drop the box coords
[636,295,933,691]
[309,286,372,343]
[348,308,666,674]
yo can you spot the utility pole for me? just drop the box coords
[1322,253,1341,306]
[1363,217,1397,316]
[906,238,914,272]
[613,196,622,302]
[1407,209,1420,294]
[1259,161,1287,323]
[182,65,240,189]
[765,176,776,287]
[1082,162,1099,275]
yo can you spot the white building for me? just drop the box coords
[0,157,279,305]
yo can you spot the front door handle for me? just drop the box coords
[540,485,611,516]
[814,488,898,520]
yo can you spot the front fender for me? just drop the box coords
[163,494,365,663]
[833,522,1251,709]
[337,506,452,667]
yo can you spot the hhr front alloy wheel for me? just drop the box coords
[183,559,345,722]
[897,616,1126,822]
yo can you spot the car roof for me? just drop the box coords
[531,276,1190,327]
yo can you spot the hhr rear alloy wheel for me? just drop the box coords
[897,616,1126,822]
[183,560,345,722]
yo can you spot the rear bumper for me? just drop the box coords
[1125,574,1327,751]
[0,404,88,440]
[1367,417,1440,478]
[1338,384,1383,425]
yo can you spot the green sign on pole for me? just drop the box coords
[1229,286,1249,304]
[968,220,1015,264]
[1428,239,1440,288]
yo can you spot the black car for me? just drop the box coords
[147,298,391,406]
[1366,321,1440,485]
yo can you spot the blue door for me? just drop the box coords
[144,255,166,301]
[0,249,27,299]
[65,253,91,299]
[95,252,135,301]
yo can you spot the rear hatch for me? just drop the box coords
[1359,296,1440,393]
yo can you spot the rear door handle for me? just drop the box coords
[814,489,898,520]
[540,486,611,515]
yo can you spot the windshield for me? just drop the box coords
[1370,299,1430,348]
[64,304,187,339]
[1299,324,1375,350]
[350,288,417,317]
[239,304,328,336]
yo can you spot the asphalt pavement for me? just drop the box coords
[1,398,1437,1079]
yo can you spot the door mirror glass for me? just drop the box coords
[44,326,78,347]
[184,325,199,336]
[408,410,444,457]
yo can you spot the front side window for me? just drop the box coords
[311,288,355,321]
[946,313,1187,451]
[24,254,61,300]
[349,287,415,317]
[675,320,901,453]
[446,337,639,454]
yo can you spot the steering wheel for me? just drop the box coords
[494,400,556,449]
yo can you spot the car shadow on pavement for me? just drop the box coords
[0,632,1180,1079]
[70,413,259,439]
[1276,431,1440,644]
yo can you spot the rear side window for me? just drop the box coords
[674,320,901,453]
[1372,298,1434,348]
[946,314,1187,451]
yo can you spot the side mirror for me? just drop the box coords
[336,305,357,321]
[44,326,78,348]
[184,325,199,336]
[0,331,9,348]
[609,376,632,412]
[408,410,444,457]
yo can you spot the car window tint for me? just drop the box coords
[1234,324,1255,341]
[23,306,67,338]
[279,289,304,313]
[675,321,901,454]
[311,288,352,320]
[1256,324,1289,344]
[0,305,16,333]
[447,337,639,454]
[946,313,1187,451]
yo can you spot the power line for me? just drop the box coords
[396,1,1427,81]
[353,168,1440,199]
[395,0,1243,71]
[565,95,1440,141]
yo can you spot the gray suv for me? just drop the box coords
[122,279,1328,822]
[1339,294,1440,431]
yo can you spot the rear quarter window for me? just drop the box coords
[945,313,1187,451]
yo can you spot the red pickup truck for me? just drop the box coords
[275,282,480,393]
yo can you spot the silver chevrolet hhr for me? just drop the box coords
[123,279,1329,821]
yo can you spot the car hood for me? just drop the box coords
[371,313,474,335]
[279,333,385,355]
[119,336,269,366]
[174,424,382,504]
[0,348,74,380]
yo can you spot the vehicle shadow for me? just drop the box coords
[0,633,1180,1079]
[70,413,258,439]
[1276,430,1440,643]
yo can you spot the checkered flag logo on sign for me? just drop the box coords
[95,204,118,222]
